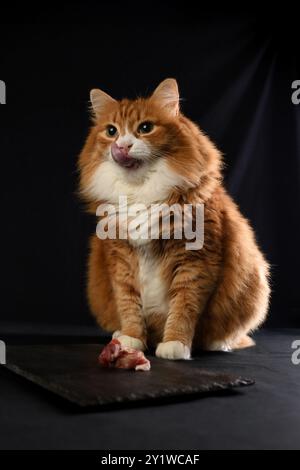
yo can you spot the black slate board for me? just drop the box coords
[5,344,254,408]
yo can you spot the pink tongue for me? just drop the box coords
[111,143,135,167]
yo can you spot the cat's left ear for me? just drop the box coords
[151,78,180,117]
[90,88,116,117]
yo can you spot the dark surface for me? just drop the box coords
[4,344,253,408]
[0,326,299,449]
[0,11,299,328]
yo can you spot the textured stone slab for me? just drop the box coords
[5,344,254,408]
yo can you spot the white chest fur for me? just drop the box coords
[88,158,185,206]
[137,247,169,317]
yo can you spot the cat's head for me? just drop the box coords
[79,79,220,205]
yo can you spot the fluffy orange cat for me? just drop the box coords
[78,78,270,360]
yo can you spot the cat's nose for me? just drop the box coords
[117,143,133,153]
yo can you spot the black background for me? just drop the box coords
[0,4,299,328]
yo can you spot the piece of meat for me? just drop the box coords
[99,339,151,371]
[98,338,122,367]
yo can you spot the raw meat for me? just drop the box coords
[99,339,151,371]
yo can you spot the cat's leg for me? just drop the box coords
[111,241,147,351]
[156,256,216,360]
[88,236,146,349]
[197,263,270,352]
[196,196,271,352]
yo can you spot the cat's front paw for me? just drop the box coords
[112,330,122,339]
[117,334,145,351]
[156,341,191,360]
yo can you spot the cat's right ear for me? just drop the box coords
[90,89,116,118]
[151,78,180,117]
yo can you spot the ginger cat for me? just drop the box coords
[78,78,270,360]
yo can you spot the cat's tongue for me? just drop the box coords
[111,143,140,169]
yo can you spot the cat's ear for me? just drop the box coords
[151,78,180,117]
[90,88,116,117]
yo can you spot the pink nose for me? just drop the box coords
[116,142,133,154]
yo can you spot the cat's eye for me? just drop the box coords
[106,125,118,137]
[137,121,154,134]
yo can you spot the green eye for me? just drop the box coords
[106,125,118,137]
[138,121,154,134]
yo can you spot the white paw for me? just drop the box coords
[117,335,145,351]
[156,341,191,360]
[206,340,232,352]
[112,330,122,339]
